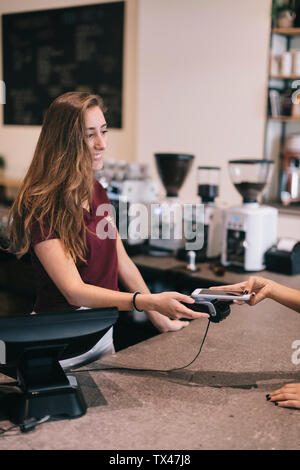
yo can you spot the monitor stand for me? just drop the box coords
[1,344,87,425]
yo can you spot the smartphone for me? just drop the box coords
[191,288,251,302]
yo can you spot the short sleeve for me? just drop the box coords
[93,179,111,205]
[31,219,59,246]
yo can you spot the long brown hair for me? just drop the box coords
[7,91,105,263]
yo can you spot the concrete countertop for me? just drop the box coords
[0,295,299,450]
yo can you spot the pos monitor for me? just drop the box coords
[0,307,118,426]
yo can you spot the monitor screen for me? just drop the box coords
[0,307,118,366]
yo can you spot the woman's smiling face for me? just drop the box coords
[84,105,108,171]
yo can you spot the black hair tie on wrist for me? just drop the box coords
[132,291,143,312]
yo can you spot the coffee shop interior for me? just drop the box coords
[0,0,299,451]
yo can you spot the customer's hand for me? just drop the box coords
[149,291,210,321]
[211,276,276,306]
[267,383,300,409]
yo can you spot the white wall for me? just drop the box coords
[136,0,272,207]
[277,212,300,238]
[0,0,137,179]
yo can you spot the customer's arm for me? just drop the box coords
[212,276,300,313]
[265,280,300,313]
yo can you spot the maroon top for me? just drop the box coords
[30,180,118,313]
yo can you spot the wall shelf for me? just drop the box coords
[268,201,300,216]
[272,27,300,35]
[268,115,300,121]
[270,74,300,79]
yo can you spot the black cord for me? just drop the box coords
[0,424,19,435]
[0,384,51,436]
[73,319,211,374]
[20,415,51,433]
[0,417,51,436]
[168,319,210,372]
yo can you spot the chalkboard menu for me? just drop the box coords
[2,2,124,127]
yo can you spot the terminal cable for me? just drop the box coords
[74,319,211,375]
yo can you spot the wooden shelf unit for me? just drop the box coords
[265,24,300,210]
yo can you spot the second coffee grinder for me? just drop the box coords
[196,166,223,260]
[177,166,223,262]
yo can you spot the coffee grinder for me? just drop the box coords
[221,159,278,271]
[148,153,194,255]
[98,161,158,252]
[196,166,223,260]
[177,166,223,262]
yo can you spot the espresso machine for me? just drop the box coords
[96,160,158,249]
[148,153,194,255]
[221,159,278,272]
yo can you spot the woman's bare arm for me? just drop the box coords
[33,238,209,321]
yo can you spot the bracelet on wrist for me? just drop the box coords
[132,291,143,312]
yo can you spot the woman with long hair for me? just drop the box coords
[7,91,209,369]
[212,277,300,409]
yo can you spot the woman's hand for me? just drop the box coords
[137,291,210,321]
[146,310,190,333]
[267,383,300,409]
[211,276,276,306]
